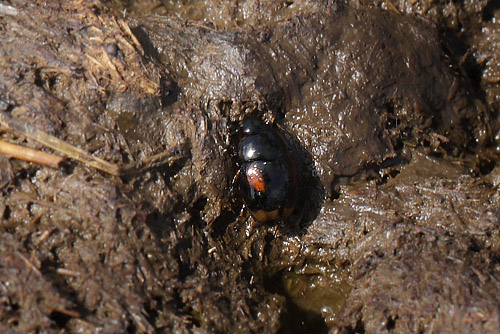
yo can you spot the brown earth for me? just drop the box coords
[1,0,500,333]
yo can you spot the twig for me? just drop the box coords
[0,139,64,169]
[29,129,121,175]
[119,143,189,175]
[0,112,187,176]
[53,307,81,318]
[0,112,120,175]
[56,268,80,277]
[0,4,19,16]
[17,252,41,276]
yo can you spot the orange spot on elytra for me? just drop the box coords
[247,167,266,192]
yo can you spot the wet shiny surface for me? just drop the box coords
[2,0,499,333]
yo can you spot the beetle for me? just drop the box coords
[237,117,298,223]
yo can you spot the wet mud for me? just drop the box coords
[1,0,500,333]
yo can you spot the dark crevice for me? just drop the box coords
[386,315,397,330]
[126,322,137,334]
[172,289,201,328]
[483,0,500,22]
[477,158,496,176]
[3,205,11,220]
[175,238,195,281]
[210,209,237,239]
[39,257,90,325]
[130,26,161,62]
[143,295,162,326]
[160,76,180,107]
[440,26,487,104]
[49,310,72,328]
[346,318,366,334]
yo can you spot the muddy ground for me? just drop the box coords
[1,0,500,333]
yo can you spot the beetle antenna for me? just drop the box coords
[269,109,277,125]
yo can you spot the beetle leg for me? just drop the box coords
[229,169,241,203]
[269,109,277,125]
[233,169,240,185]
[239,202,246,218]
[242,217,261,259]
[271,223,279,238]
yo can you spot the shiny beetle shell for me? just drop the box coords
[237,118,298,223]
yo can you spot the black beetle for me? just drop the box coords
[237,117,298,223]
